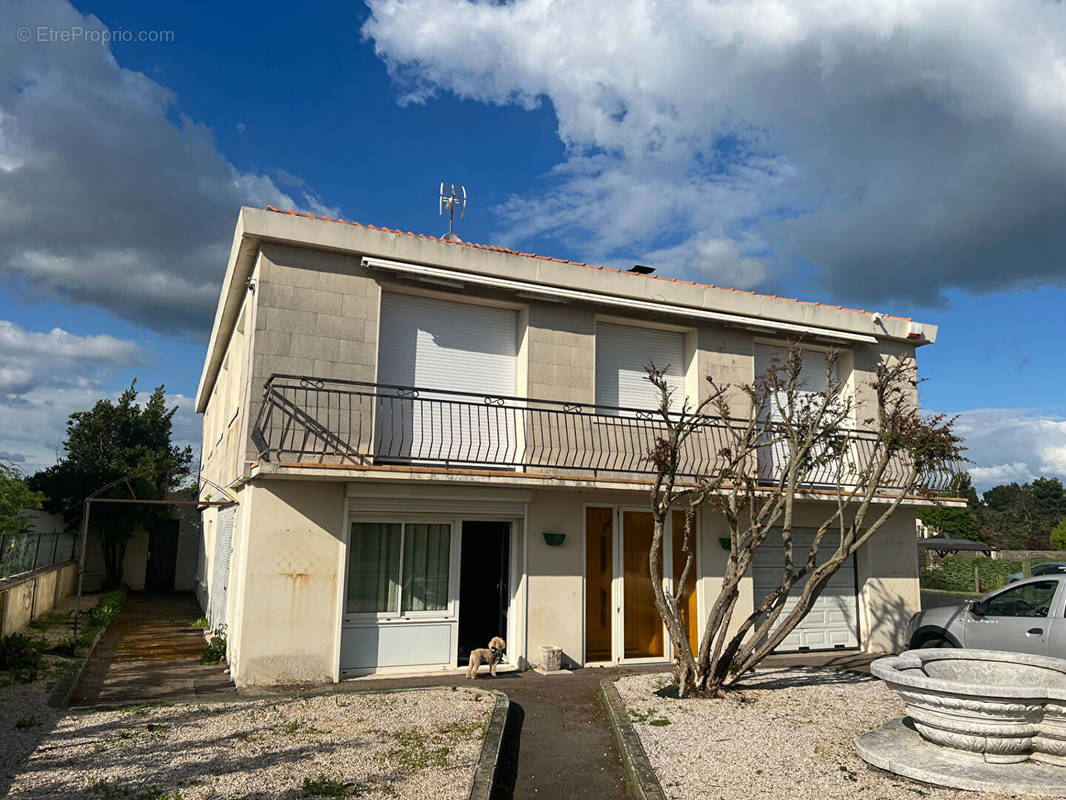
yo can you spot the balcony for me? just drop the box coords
[250,374,961,492]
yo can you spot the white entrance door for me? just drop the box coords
[376,293,518,464]
[752,530,859,651]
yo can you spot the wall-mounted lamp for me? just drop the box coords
[543,531,566,547]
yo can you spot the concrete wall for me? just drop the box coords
[856,507,921,653]
[230,481,346,686]
[0,561,78,636]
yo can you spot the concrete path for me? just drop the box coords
[70,592,234,707]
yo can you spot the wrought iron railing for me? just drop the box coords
[251,375,962,492]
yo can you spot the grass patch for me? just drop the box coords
[384,729,452,770]
[0,633,44,683]
[301,775,358,797]
[629,708,671,727]
[28,611,70,632]
[89,779,184,799]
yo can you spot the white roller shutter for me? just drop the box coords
[752,530,859,651]
[209,507,234,631]
[377,293,517,464]
[753,344,842,482]
[596,323,684,413]
[378,293,516,395]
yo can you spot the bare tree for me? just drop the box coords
[645,341,963,698]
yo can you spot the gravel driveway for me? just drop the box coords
[615,668,1016,800]
[6,687,492,799]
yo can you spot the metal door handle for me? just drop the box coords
[1028,628,1044,636]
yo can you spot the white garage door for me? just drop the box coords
[752,530,859,651]
[376,293,517,463]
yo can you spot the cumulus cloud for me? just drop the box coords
[364,0,1066,304]
[0,320,201,475]
[954,408,1066,492]
[0,384,201,477]
[0,1,331,337]
[0,319,144,396]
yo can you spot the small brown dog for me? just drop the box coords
[466,636,506,678]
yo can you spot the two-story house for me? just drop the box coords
[195,205,956,687]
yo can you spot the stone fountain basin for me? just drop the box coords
[871,649,1066,765]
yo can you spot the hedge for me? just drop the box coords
[920,556,1058,593]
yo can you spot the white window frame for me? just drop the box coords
[343,516,461,625]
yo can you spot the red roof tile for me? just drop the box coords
[262,206,910,322]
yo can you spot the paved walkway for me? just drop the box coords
[71,592,234,707]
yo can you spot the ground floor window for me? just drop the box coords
[347,521,452,614]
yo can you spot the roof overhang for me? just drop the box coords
[363,256,879,345]
[196,206,940,413]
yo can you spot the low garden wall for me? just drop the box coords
[0,561,78,636]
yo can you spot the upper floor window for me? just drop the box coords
[595,322,684,415]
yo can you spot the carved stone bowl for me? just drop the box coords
[871,649,1066,765]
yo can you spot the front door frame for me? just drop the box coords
[582,503,700,666]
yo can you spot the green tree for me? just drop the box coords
[1051,518,1066,552]
[30,382,193,587]
[916,473,988,542]
[0,463,45,576]
[984,478,1066,550]
[0,463,44,538]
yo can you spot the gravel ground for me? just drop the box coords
[616,668,1020,800]
[6,687,493,799]
[1,602,87,795]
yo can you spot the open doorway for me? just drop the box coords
[457,521,510,666]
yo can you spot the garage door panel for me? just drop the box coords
[752,531,858,652]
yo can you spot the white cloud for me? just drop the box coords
[0,319,144,396]
[0,384,201,477]
[0,2,332,337]
[953,408,1066,492]
[364,0,1066,305]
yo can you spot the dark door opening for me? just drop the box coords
[145,518,180,593]
[458,521,510,666]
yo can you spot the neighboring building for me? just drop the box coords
[81,502,200,593]
[195,205,956,687]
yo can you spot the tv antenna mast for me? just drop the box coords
[439,182,466,242]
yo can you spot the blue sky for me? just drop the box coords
[0,0,1063,491]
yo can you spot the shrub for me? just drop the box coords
[88,587,128,628]
[301,775,356,797]
[1052,518,1066,552]
[919,555,1059,593]
[0,633,44,683]
[200,625,227,665]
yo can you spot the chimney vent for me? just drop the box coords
[629,264,655,275]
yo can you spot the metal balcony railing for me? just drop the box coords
[251,375,962,492]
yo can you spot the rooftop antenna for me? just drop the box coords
[439,182,466,242]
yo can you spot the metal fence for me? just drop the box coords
[0,530,77,581]
[251,374,963,492]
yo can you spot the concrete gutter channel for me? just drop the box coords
[599,679,667,800]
